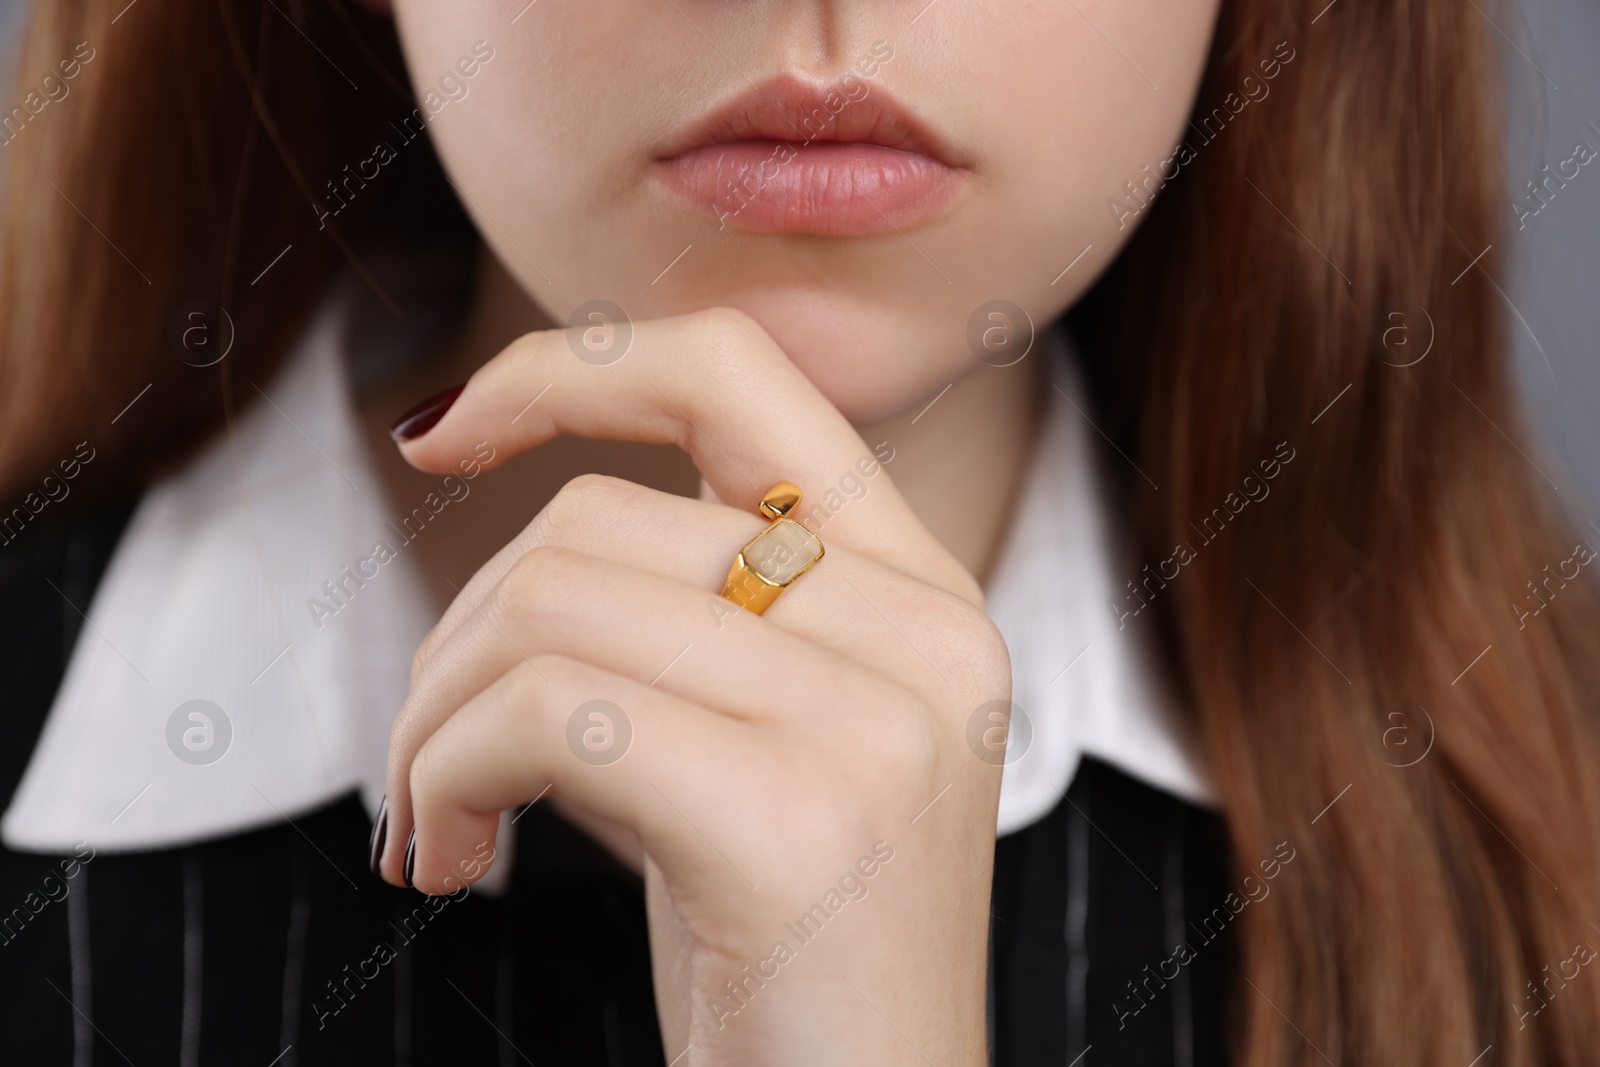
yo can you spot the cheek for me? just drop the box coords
[398,2,688,286]
[961,0,1221,290]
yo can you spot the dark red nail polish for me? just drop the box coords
[389,385,464,442]
[403,828,417,889]
[368,796,388,878]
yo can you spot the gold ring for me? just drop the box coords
[719,481,825,615]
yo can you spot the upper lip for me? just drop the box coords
[655,73,966,168]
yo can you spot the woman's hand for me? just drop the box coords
[374,307,1011,1066]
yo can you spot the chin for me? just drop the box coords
[701,289,967,426]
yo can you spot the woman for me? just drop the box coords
[0,0,1596,1064]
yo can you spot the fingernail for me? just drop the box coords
[389,385,464,442]
[367,795,388,878]
[403,828,417,889]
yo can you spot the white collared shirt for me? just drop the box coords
[3,290,432,855]
[987,326,1212,832]
[1,288,1210,861]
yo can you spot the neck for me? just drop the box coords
[849,348,1043,586]
[370,244,1043,588]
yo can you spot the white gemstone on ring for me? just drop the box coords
[742,519,823,585]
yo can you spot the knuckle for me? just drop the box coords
[924,594,1015,696]
[695,305,765,344]
[491,544,586,626]
[967,613,1014,690]
[409,614,462,687]
[692,306,783,376]
[478,658,545,744]
[502,328,556,374]
[488,563,531,628]
[537,472,640,544]
[409,656,560,814]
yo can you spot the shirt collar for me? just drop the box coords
[2,285,432,852]
[2,297,1212,855]
[984,323,1212,835]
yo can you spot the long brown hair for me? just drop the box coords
[4,1,1598,1064]
[0,0,460,509]
[1074,0,1600,1061]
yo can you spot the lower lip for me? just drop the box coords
[654,141,965,236]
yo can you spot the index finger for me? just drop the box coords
[394,305,980,605]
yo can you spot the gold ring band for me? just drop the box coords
[719,481,825,615]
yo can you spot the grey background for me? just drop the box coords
[1495,0,1600,533]
[0,0,1591,517]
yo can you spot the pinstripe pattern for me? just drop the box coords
[279,850,311,1067]
[990,757,1234,1066]
[180,852,203,1067]
[1064,781,1091,1063]
[66,865,92,1067]
[0,795,669,1065]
